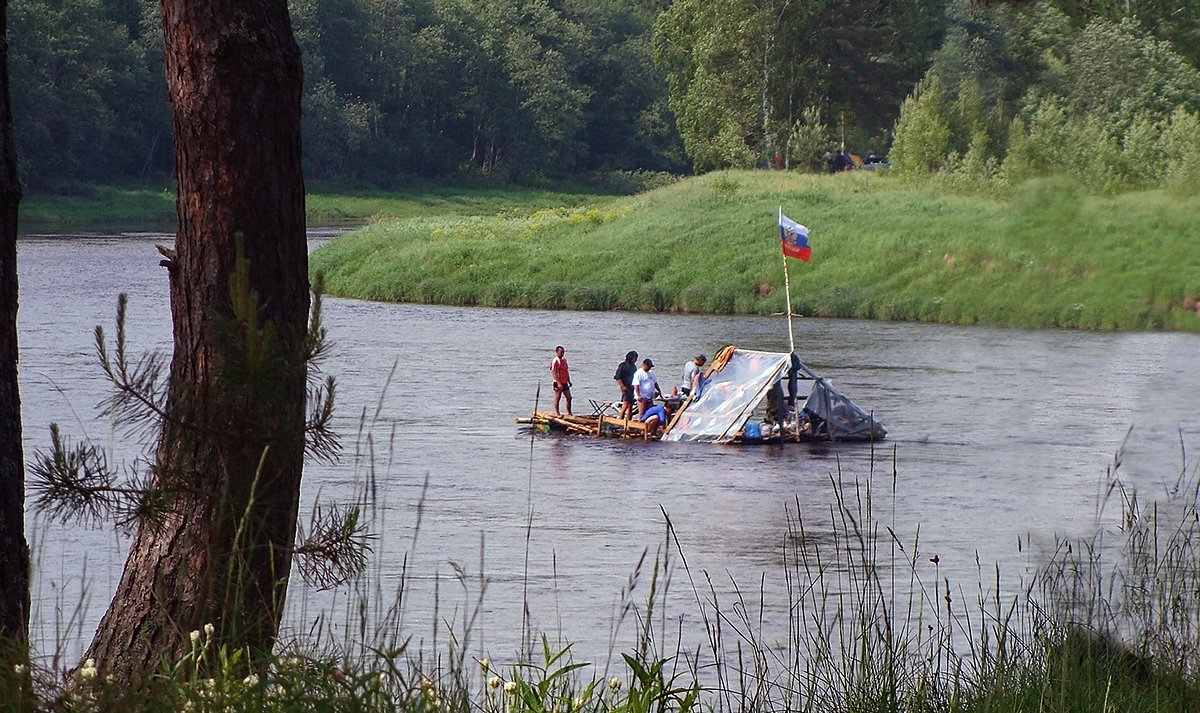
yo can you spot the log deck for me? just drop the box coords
[516,409,656,439]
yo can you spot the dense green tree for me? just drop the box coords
[820,0,943,151]
[1042,18,1200,135]
[10,0,688,187]
[9,0,165,189]
[563,0,687,173]
[929,0,1015,107]
[429,0,591,176]
[292,0,419,182]
[1162,107,1200,197]
[897,0,1200,194]
[1046,0,1200,68]
[653,0,766,169]
[292,0,617,181]
[654,0,939,171]
[890,73,951,173]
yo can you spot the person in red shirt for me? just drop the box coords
[550,345,572,416]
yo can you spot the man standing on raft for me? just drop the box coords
[550,345,572,416]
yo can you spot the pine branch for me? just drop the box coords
[29,424,137,527]
[294,503,374,590]
[305,375,340,463]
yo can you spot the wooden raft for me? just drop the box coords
[516,410,655,439]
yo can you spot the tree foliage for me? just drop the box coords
[8,0,1200,189]
[1046,0,1200,68]
[890,74,951,173]
[9,0,166,190]
[8,0,687,189]
[654,0,940,170]
[894,1,1200,195]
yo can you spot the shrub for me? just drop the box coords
[1162,108,1200,198]
[890,74,952,174]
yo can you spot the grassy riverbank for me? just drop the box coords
[9,457,1199,712]
[19,180,604,233]
[310,171,1200,331]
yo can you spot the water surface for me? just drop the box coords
[19,234,1200,667]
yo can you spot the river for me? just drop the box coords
[18,233,1200,673]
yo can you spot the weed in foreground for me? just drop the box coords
[8,442,1200,712]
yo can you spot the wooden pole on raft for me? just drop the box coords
[780,206,796,355]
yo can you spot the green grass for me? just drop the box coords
[21,182,179,232]
[303,183,606,225]
[310,171,1200,331]
[20,180,604,233]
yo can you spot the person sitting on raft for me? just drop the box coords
[639,401,676,439]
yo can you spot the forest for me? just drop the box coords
[9,0,1200,193]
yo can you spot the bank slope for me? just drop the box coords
[309,171,1200,331]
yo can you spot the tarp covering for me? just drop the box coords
[663,348,791,443]
[663,346,886,443]
[801,377,888,441]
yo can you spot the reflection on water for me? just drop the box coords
[17,234,1200,665]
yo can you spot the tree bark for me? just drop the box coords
[83,0,307,679]
[0,0,29,652]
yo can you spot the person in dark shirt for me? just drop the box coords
[613,350,638,420]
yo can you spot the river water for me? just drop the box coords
[18,233,1200,672]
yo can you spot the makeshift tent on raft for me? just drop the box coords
[663,345,886,444]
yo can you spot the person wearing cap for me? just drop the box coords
[631,358,662,418]
[550,345,572,416]
[680,354,707,397]
[613,350,639,420]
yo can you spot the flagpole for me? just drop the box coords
[780,206,795,354]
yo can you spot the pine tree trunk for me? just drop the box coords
[83,0,307,679]
[0,0,29,651]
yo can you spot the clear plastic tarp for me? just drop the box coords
[663,349,790,443]
[663,346,887,444]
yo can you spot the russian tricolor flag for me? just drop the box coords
[779,213,811,262]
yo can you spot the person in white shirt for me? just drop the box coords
[631,358,662,418]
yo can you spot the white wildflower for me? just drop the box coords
[572,696,584,710]
[189,630,201,645]
[204,623,215,638]
[243,673,260,687]
[79,660,98,681]
[503,680,518,694]
[13,664,25,675]
[478,657,490,672]
[487,675,501,690]
[608,677,622,692]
